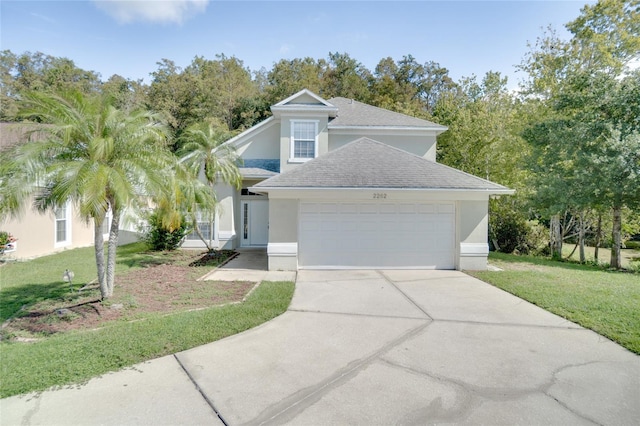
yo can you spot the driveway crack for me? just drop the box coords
[173,354,229,426]
[287,308,427,321]
[377,270,433,320]
[248,320,432,426]
[378,357,601,425]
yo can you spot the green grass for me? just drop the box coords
[0,242,163,323]
[0,280,294,398]
[469,252,640,355]
[561,245,640,269]
[0,243,294,398]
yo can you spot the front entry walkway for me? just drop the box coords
[201,248,296,282]
[2,271,639,425]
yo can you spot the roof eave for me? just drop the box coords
[222,116,277,149]
[271,105,339,116]
[251,186,514,194]
[328,124,448,134]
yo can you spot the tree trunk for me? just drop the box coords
[104,209,121,299]
[610,204,622,269]
[94,215,107,299]
[191,215,213,251]
[567,242,579,260]
[578,213,586,263]
[550,214,563,259]
[594,213,602,262]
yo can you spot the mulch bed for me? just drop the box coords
[2,249,253,339]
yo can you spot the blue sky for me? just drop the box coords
[2,1,592,89]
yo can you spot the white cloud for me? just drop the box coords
[279,44,292,54]
[93,0,209,25]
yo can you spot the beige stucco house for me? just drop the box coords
[0,203,100,259]
[184,89,513,271]
[0,123,102,259]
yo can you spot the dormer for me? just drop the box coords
[271,89,338,173]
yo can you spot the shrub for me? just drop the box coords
[141,213,189,251]
[489,206,529,254]
[489,201,548,255]
[524,220,549,255]
[625,241,640,250]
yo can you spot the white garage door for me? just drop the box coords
[299,201,455,269]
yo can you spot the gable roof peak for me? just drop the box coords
[273,88,334,107]
[271,88,338,117]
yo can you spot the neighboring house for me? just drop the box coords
[0,123,105,259]
[187,89,513,270]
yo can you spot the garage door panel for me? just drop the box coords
[299,201,455,269]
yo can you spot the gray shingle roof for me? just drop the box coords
[327,97,447,130]
[239,167,277,179]
[254,138,511,192]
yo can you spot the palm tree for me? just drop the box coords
[177,123,242,250]
[1,90,176,299]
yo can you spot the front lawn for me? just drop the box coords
[561,245,640,269]
[469,252,640,355]
[0,244,294,398]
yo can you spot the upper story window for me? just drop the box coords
[290,120,318,162]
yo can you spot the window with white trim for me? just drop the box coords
[186,210,214,241]
[290,120,318,161]
[102,209,112,237]
[54,203,71,247]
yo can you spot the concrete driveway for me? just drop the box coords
[2,270,639,425]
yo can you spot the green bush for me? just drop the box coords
[489,201,548,255]
[625,241,640,250]
[489,203,529,253]
[141,213,189,251]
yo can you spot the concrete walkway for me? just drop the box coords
[2,270,639,425]
[200,248,296,283]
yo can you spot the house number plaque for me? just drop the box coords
[373,193,387,199]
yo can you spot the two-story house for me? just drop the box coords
[182,89,513,270]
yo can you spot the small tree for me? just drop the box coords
[1,90,177,298]
[178,123,242,251]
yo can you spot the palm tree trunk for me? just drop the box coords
[611,204,622,269]
[94,216,107,299]
[191,215,213,251]
[105,209,121,298]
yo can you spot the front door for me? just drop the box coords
[241,200,269,246]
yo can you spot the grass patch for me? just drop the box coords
[561,245,640,269]
[0,242,156,323]
[470,252,640,355]
[0,244,294,398]
[0,280,294,398]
